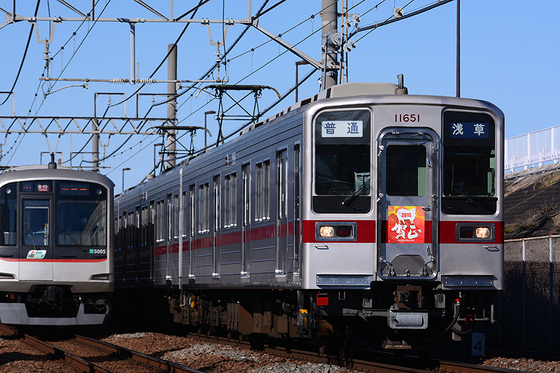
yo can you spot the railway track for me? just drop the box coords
[0,323,534,373]
[185,332,528,373]
[23,334,204,373]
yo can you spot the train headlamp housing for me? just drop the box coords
[316,222,356,241]
[456,223,495,242]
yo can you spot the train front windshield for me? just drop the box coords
[0,180,107,247]
[313,110,371,213]
[56,182,107,246]
[442,111,497,215]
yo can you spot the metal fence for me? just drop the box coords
[506,126,560,172]
[494,236,560,352]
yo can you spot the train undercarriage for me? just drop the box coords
[0,286,111,324]
[157,284,498,350]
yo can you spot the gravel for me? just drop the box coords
[1,329,560,372]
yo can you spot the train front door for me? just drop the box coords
[20,197,53,281]
[377,128,438,279]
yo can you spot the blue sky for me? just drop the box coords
[0,0,559,191]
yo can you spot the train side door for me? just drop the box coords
[378,128,438,279]
[20,197,53,281]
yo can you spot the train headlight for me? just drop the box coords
[475,227,491,239]
[319,226,335,238]
[316,222,357,241]
[457,223,494,241]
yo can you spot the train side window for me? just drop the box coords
[142,206,149,246]
[224,173,238,229]
[189,185,195,237]
[173,194,179,240]
[167,195,173,242]
[0,182,17,246]
[255,162,270,222]
[199,183,209,234]
[213,176,220,232]
[277,151,287,219]
[182,191,187,238]
[156,200,164,243]
[264,161,270,220]
[242,164,251,227]
[256,163,263,222]
[128,212,134,248]
[225,175,231,228]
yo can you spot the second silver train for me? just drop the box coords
[115,81,504,348]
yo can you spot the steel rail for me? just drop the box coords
[437,360,529,373]
[0,323,18,336]
[24,334,111,373]
[75,335,205,373]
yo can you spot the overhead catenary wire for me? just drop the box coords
[0,0,41,107]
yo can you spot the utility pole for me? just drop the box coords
[456,0,461,98]
[321,0,339,90]
[166,44,178,170]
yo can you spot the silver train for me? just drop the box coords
[0,163,114,325]
[115,81,504,348]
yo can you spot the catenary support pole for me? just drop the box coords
[166,44,177,169]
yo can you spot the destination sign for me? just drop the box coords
[450,121,489,139]
[321,120,363,138]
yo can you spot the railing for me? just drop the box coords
[505,126,560,172]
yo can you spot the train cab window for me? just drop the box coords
[56,182,107,246]
[313,110,371,213]
[442,111,497,215]
[386,145,426,196]
[23,200,49,246]
[0,183,17,246]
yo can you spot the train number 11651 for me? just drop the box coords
[395,114,420,123]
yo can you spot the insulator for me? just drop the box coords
[110,78,129,84]
[137,79,156,84]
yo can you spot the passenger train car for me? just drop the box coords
[115,81,504,348]
[0,162,114,325]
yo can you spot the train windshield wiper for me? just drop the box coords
[342,182,367,206]
[454,180,474,205]
[25,221,40,250]
[61,228,88,252]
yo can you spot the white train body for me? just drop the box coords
[115,82,504,346]
[0,166,114,325]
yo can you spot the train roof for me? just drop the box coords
[0,165,115,188]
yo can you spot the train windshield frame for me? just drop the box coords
[442,111,497,215]
[0,180,108,248]
[313,109,371,213]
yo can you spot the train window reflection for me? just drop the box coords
[0,183,17,246]
[56,183,107,246]
[23,200,49,246]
